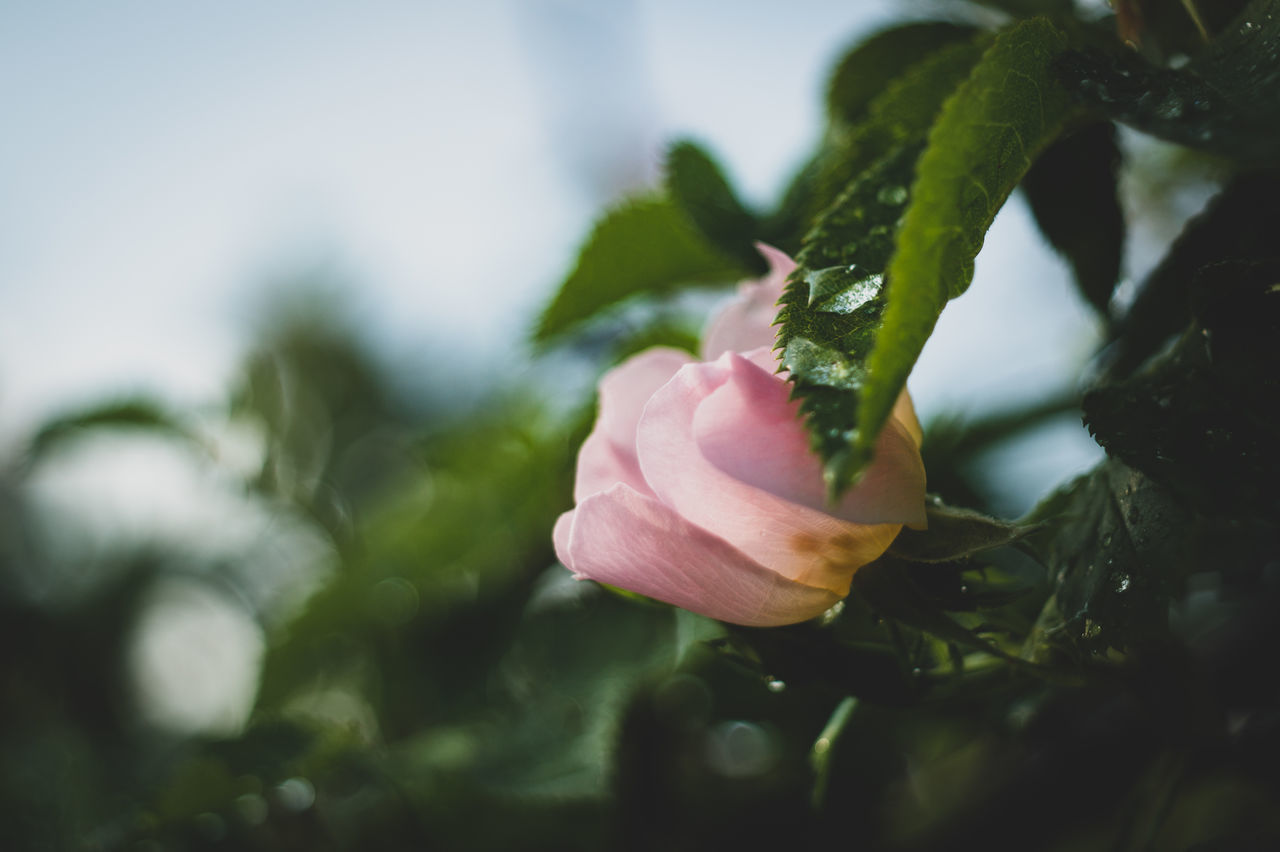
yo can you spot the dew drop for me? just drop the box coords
[824,274,884,314]
[820,600,846,626]
[876,185,908,206]
[1156,92,1184,120]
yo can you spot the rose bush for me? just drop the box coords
[553,246,926,626]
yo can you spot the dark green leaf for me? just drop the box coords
[1085,259,1280,519]
[777,143,919,495]
[1021,121,1125,315]
[27,398,199,463]
[1054,1,1280,162]
[777,36,993,496]
[534,196,747,342]
[825,22,977,126]
[1101,173,1280,381]
[853,557,1018,660]
[814,38,990,218]
[906,565,1034,613]
[474,584,683,797]
[765,37,988,251]
[719,624,920,705]
[1027,460,1193,657]
[664,139,765,274]
[857,19,1078,480]
[889,500,1035,563]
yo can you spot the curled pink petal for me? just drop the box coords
[596,347,693,447]
[694,352,926,528]
[575,428,651,501]
[700,243,797,360]
[636,352,907,596]
[561,484,841,627]
[552,510,576,571]
[575,347,693,500]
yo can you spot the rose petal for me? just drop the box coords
[753,242,798,280]
[694,352,925,527]
[893,388,924,450]
[561,483,841,626]
[700,243,797,360]
[637,352,907,595]
[575,346,693,500]
[575,429,651,501]
[596,346,694,447]
[741,345,784,373]
[552,510,576,570]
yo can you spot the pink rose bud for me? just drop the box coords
[553,246,926,626]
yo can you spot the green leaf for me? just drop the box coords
[777,143,920,494]
[26,397,200,463]
[825,22,977,126]
[1025,460,1193,657]
[856,18,1078,480]
[1020,121,1125,315]
[765,37,988,252]
[777,38,988,495]
[664,139,764,274]
[888,500,1035,564]
[534,196,747,342]
[718,624,920,705]
[1085,259,1280,520]
[1101,173,1280,381]
[852,557,1018,661]
[813,38,990,219]
[1054,1,1280,162]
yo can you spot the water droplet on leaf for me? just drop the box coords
[876,185,908,206]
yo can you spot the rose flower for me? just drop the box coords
[553,245,926,626]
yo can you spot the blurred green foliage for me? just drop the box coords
[5,2,1280,850]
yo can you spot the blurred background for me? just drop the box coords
[1,1,1193,849]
